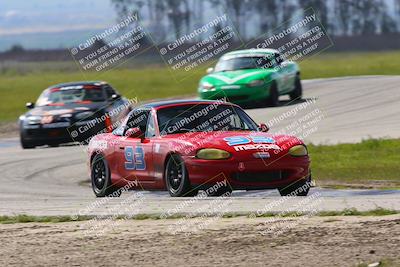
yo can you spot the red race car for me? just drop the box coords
[88,99,312,197]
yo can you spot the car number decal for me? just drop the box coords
[124,146,146,170]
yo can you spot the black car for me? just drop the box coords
[19,81,132,149]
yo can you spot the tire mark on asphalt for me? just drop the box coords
[24,159,83,180]
[0,157,53,168]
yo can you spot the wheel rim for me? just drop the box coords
[167,158,184,193]
[92,158,106,190]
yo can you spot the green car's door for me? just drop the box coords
[273,53,288,94]
[275,53,296,94]
[282,61,297,93]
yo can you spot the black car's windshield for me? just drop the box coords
[214,55,276,72]
[36,86,105,106]
[157,104,258,135]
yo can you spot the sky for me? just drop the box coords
[0,0,398,51]
[0,0,117,51]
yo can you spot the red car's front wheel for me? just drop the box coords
[165,154,197,197]
[278,175,312,196]
[91,154,121,197]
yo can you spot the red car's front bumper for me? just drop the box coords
[184,154,311,190]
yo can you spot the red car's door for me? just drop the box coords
[114,109,155,184]
[115,137,154,182]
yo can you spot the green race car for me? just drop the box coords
[198,49,302,107]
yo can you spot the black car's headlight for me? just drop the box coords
[24,116,42,124]
[196,148,231,160]
[289,145,308,157]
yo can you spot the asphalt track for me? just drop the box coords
[0,76,399,216]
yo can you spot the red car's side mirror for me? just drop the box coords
[258,123,269,132]
[125,127,144,139]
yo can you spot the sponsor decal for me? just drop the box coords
[253,152,270,159]
[41,115,54,124]
[224,136,275,146]
[221,85,240,89]
[90,140,108,151]
[42,122,70,128]
[155,143,161,153]
[24,125,40,129]
[32,109,74,116]
[233,144,280,152]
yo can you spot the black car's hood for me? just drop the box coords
[24,102,107,117]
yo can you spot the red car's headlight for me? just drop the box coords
[289,145,308,156]
[196,148,231,160]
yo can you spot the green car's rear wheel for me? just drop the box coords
[266,83,279,107]
[289,75,302,101]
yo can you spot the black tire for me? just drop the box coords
[91,154,121,197]
[266,83,279,107]
[289,75,302,101]
[278,177,312,196]
[185,189,199,197]
[165,154,194,197]
[20,135,36,149]
[206,186,232,197]
[48,143,60,148]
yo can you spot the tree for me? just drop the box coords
[255,0,279,35]
[280,0,298,24]
[224,0,249,39]
[379,0,397,33]
[298,0,329,33]
[8,44,25,53]
[165,0,191,39]
[336,0,353,36]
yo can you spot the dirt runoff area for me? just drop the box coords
[1,215,399,267]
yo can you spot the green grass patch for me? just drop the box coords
[1,51,400,121]
[247,208,398,218]
[0,67,198,121]
[317,208,398,217]
[309,138,400,187]
[299,50,400,79]
[0,214,92,224]
[0,208,398,224]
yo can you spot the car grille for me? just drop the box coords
[232,171,290,183]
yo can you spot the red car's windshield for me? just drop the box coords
[157,104,258,135]
[36,86,105,106]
